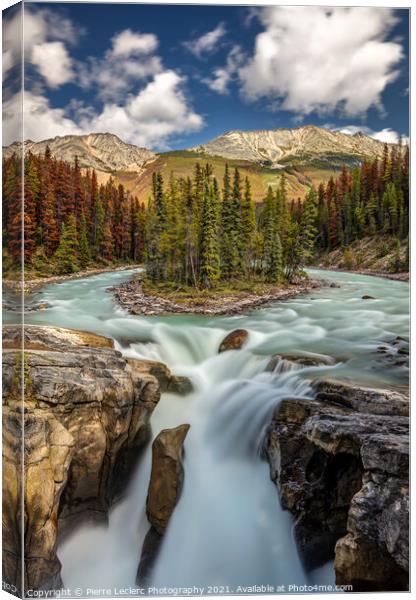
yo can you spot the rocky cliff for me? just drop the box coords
[265,378,409,591]
[2,325,161,595]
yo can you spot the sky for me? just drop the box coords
[2,2,410,150]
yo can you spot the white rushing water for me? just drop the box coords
[4,268,408,594]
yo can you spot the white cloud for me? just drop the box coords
[329,124,408,145]
[31,42,74,87]
[78,28,163,102]
[203,46,245,94]
[2,11,204,150]
[3,72,204,150]
[3,90,82,144]
[111,29,158,57]
[239,7,403,117]
[2,5,80,95]
[184,23,226,58]
[84,71,204,148]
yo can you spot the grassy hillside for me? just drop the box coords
[109,150,342,204]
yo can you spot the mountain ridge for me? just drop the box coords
[3,125,399,202]
[3,132,157,175]
[190,125,395,167]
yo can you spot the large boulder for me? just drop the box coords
[2,325,161,595]
[137,424,190,583]
[146,424,190,534]
[265,380,409,591]
[218,329,249,353]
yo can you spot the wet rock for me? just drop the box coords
[362,295,376,300]
[376,337,409,369]
[265,381,409,591]
[266,353,335,371]
[314,379,409,417]
[2,325,160,594]
[218,329,249,353]
[127,358,193,395]
[137,424,190,583]
[146,424,190,534]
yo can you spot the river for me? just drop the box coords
[3,268,409,594]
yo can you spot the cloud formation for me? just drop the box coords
[332,124,408,145]
[111,29,158,57]
[203,46,245,94]
[239,6,403,117]
[184,23,226,58]
[2,7,80,81]
[2,9,204,149]
[31,41,74,87]
[83,71,204,149]
[3,74,203,150]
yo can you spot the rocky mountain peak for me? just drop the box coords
[191,125,395,167]
[3,132,157,175]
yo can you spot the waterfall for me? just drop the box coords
[8,267,407,593]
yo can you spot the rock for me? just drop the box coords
[2,325,161,595]
[137,424,190,583]
[265,381,409,591]
[127,358,193,395]
[376,337,409,369]
[362,295,375,300]
[146,424,190,534]
[266,353,335,371]
[218,329,249,353]
[314,379,409,417]
[136,528,163,584]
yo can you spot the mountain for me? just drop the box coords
[191,125,391,168]
[3,132,156,175]
[3,126,396,202]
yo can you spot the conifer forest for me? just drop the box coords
[2,142,409,284]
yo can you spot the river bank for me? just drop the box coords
[2,263,143,294]
[110,275,335,316]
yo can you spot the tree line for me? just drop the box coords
[2,149,146,273]
[2,142,408,282]
[303,142,409,251]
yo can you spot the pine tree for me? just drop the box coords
[262,187,283,283]
[220,164,239,279]
[100,217,115,262]
[78,212,91,268]
[54,215,80,273]
[4,159,22,265]
[299,187,318,263]
[200,181,220,288]
[241,177,256,275]
[23,154,38,263]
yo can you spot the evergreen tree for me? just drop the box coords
[200,181,220,288]
[220,164,239,279]
[78,212,91,268]
[262,187,283,283]
[299,187,318,262]
[241,177,256,275]
[54,215,80,273]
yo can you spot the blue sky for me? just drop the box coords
[3,2,410,150]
